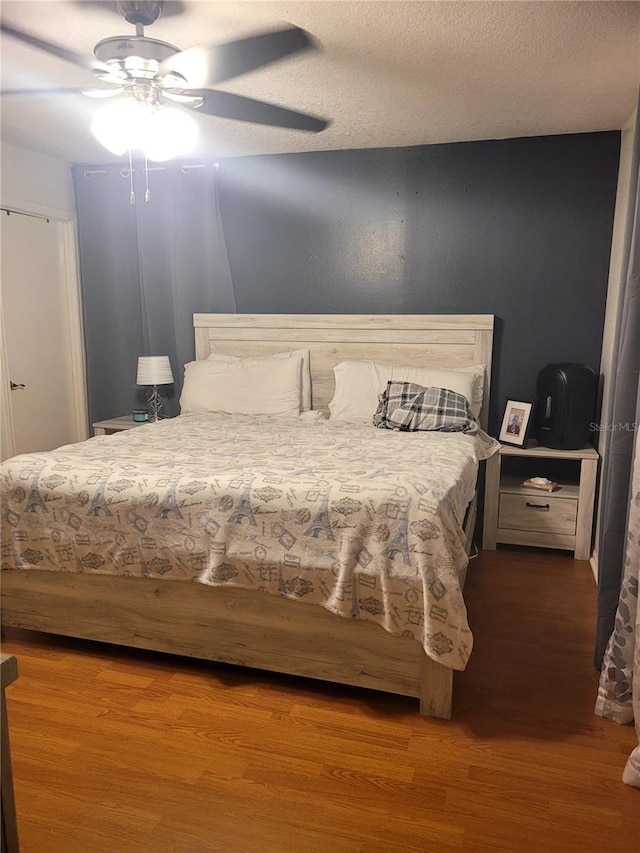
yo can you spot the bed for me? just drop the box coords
[1,313,495,718]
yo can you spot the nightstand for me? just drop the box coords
[92,415,148,436]
[483,443,599,561]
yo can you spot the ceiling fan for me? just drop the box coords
[1,0,329,160]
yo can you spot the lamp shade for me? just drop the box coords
[136,356,174,386]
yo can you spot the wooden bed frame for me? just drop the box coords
[1,314,494,718]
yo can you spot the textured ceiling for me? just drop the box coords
[1,0,639,164]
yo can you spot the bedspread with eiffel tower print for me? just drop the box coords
[0,414,499,671]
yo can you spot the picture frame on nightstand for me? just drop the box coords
[498,399,533,446]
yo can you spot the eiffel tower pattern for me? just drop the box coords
[24,464,49,514]
[228,481,256,527]
[88,475,113,518]
[304,493,334,541]
[155,484,184,520]
[381,501,412,565]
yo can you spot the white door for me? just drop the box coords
[1,209,83,457]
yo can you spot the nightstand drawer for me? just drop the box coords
[498,493,577,535]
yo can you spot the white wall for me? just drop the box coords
[1,140,75,218]
[591,98,639,578]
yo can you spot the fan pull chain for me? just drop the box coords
[128,148,135,205]
[144,154,151,202]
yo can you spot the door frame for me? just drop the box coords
[0,202,88,459]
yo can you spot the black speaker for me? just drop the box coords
[533,363,597,450]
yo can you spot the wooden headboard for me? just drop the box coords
[194,314,494,429]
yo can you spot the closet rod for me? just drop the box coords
[83,162,220,179]
[1,206,53,223]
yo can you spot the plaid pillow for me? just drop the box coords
[373,381,478,434]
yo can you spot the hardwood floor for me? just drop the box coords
[1,547,638,852]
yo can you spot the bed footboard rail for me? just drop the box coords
[1,569,453,719]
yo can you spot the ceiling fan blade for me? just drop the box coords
[83,87,124,98]
[159,26,316,88]
[0,22,112,75]
[0,87,93,97]
[189,89,328,132]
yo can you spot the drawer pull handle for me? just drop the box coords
[526,502,550,510]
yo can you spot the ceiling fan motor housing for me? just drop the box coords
[116,1,164,27]
[94,35,179,66]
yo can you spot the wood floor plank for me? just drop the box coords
[2,546,639,852]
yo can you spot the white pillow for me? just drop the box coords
[180,356,302,417]
[207,349,312,411]
[328,360,485,422]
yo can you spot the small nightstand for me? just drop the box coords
[483,443,599,561]
[92,415,148,436]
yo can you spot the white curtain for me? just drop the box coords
[594,94,640,789]
[595,422,640,788]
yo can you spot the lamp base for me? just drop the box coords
[147,385,164,422]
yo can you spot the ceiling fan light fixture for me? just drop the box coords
[144,106,199,161]
[90,98,198,161]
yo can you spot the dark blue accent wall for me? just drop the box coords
[216,132,620,433]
